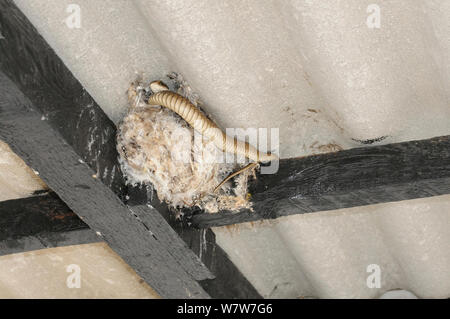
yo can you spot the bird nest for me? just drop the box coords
[116,73,254,213]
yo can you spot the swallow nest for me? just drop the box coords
[116,73,253,213]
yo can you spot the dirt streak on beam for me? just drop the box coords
[191,136,450,228]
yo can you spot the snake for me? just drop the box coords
[147,80,278,191]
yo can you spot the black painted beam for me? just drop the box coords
[124,185,261,298]
[0,70,210,298]
[141,191,262,299]
[191,135,450,228]
[0,191,89,240]
[0,0,209,298]
[0,0,261,299]
[0,192,99,256]
[0,191,261,298]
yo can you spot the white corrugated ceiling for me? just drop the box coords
[12,0,450,298]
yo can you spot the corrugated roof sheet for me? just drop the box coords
[13,0,450,298]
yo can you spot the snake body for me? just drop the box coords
[148,81,277,163]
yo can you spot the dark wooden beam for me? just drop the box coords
[0,191,261,298]
[190,135,450,228]
[0,0,261,299]
[0,192,99,256]
[0,228,98,257]
[0,191,89,240]
[0,0,209,298]
[129,186,262,298]
[0,71,210,298]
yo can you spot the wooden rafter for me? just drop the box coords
[190,135,450,228]
[0,0,260,299]
[0,0,209,298]
[0,191,98,256]
[0,70,210,298]
[0,192,261,298]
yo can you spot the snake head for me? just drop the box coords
[150,80,170,93]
